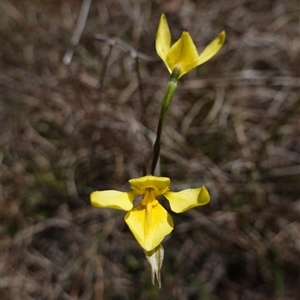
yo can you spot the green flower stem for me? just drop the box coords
[151,116,163,174]
[151,69,180,174]
[160,68,180,121]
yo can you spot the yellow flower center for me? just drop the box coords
[141,188,159,207]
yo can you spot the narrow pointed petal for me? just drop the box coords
[166,32,199,77]
[156,14,171,62]
[164,186,210,213]
[145,244,164,289]
[124,202,174,251]
[129,175,170,196]
[197,31,226,66]
[90,190,136,211]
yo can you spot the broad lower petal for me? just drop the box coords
[156,14,171,62]
[124,202,174,251]
[166,32,199,77]
[90,190,136,211]
[197,31,225,66]
[164,186,210,213]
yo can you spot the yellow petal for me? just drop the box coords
[166,32,199,77]
[197,30,225,66]
[129,175,170,196]
[155,14,171,63]
[164,186,210,213]
[90,190,136,211]
[124,202,174,251]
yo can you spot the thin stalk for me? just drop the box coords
[151,116,163,174]
[151,69,180,174]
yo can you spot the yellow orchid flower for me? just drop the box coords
[156,14,225,78]
[91,175,210,251]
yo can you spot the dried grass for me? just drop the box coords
[2,0,300,299]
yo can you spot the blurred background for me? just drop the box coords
[2,0,300,299]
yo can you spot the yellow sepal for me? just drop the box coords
[166,32,199,77]
[129,175,170,196]
[156,14,171,62]
[164,186,210,213]
[90,190,136,211]
[197,31,226,66]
